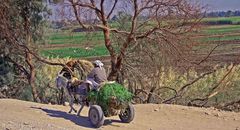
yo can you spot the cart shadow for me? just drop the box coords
[30,106,122,128]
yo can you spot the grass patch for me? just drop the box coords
[41,45,109,58]
[192,43,239,54]
[45,32,104,44]
[202,16,240,23]
[49,32,103,40]
[203,35,240,42]
[203,25,240,34]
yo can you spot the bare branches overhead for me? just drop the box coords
[60,0,203,80]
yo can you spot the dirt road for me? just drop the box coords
[0,99,239,130]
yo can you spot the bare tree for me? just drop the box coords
[57,0,203,81]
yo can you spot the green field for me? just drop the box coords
[202,35,240,42]
[203,25,240,34]
[201,16,240,34]
[42,17,240,58]
[41,45,109,58]
[46,32,104,44]
[202,16,240,23]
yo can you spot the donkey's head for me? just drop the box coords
[65,60,78,71]
[56,72,69,89]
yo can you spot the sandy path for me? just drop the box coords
[0,99,239,130]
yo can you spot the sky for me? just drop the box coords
[196,0,240,11]
[48,0,240,20]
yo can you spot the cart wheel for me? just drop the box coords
[88,105,105,128]
[119,103,135,123]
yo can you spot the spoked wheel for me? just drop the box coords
[119,103,135,123]
[88,105,105,128]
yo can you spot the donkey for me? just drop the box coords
[56,72,92,116]
[56,60,93,116]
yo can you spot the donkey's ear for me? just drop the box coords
[57,71,63,77]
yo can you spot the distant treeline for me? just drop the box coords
[202,20,240,25]
[50,10,240,29]
[205,10,240,17]
[201,11,240,25]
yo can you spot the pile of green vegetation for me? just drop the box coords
[88,82,133,113]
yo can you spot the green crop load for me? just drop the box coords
[88,82,133,114]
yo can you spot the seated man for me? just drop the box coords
[86,60,108,90]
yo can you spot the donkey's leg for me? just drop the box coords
[68,96,74,113]
[76,95,87,116]
[61,87,66,106]
[68,94,77,113]
[77,104,84,116]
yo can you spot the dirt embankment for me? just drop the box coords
[0,99,239,130]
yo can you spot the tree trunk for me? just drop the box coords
[25,41,41,103]
[108,36,133,82]
[25,17,40,102]
[102,28,119,81]
[28,60,40,103]
[22,4,41,102]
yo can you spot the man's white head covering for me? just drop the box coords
[93,60,104,69]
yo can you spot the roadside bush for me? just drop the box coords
[0,56,93,104]
[3,55,240,112]
[125,64,240,111]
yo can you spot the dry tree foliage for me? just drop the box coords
[56,0,240,107]
[56,0,204,81]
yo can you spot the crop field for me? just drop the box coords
[202,25,240,34]
[41,45,109,58]
[46,31,104,45]
[42,30,107,58]
[41,17,240,68]
[202,16,240,24]
[201,34,240,41]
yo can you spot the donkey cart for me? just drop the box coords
[87,83,135,128]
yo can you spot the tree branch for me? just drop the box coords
[107,0,118,19]
[188,64,235,107]
[162,69,216,104]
